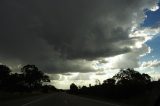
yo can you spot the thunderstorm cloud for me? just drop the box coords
[0,0,159,75]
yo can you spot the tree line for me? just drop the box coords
[0,64,56,93]
[69,68,160,100]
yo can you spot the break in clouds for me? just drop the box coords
[0,0,159,74]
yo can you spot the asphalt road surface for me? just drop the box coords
[21,93,121,106]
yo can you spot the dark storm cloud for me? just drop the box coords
[0,0,157,73]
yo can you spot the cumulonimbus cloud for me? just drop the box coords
[0,0,159,74]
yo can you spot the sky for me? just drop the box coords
[0,0,160,89]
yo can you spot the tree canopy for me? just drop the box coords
[21,65,50,88]
[0,64,54,93]
[113,68,151,85]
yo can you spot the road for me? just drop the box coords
[21,93,120,106]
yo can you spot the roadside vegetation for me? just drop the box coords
[69,68,160,106]
[1,64,160,106]
[0,64,57,101]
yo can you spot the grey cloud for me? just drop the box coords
[39,59,96,74]
[0,0,158,73]
[61,73,73,76]
[96,72,106,75]
[48,74,60,80]
[141,60,160,68]
[69,73,91,80]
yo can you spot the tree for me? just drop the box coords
[0,65,11,90]
[95,79,101,85]
[21,65,50,89]
[8,73,25,92]
[113,68,151,84]
[103,78,116,86]
[70,83,78,93]
[112,68,151,96]
[142,73,151,83]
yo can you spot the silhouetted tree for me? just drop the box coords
[21,65,50,90]
[70,83,78,93]
[112,68,151,97]
[142,73,151,83]
[41,85,57,93]
[113,68,151,84]
[95,79,101,85]
[7,73,25,92]
[76,68,153,100]
[0,64,55,93]
[103,78,116,86]
[0,65,11,90]
[81,86,88,90]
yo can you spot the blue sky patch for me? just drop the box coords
[140,3,160,62]
[142,3,160,27]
